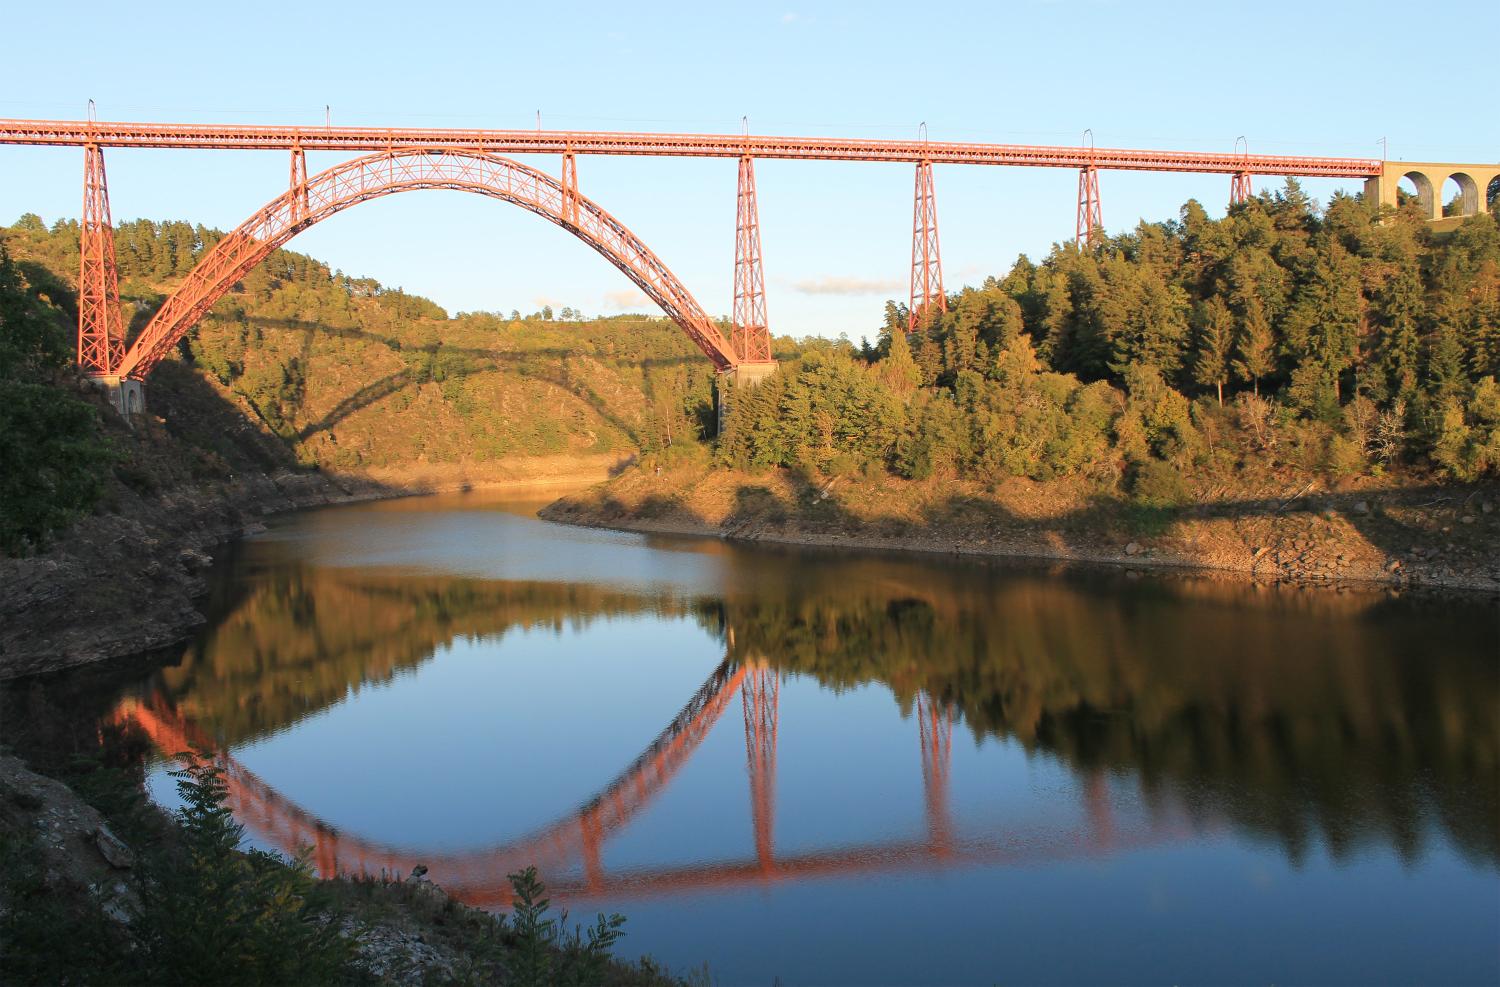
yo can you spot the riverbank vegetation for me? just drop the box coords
[0,729,689,985]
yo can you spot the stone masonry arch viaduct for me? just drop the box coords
[1364,161,1500,224]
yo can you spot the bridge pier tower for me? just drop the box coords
[908,159,945,332]
[1076,164,1103,247]
[78,144,126,379]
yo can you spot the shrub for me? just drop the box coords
[130,754,360,984]
[1128,458,1187,508]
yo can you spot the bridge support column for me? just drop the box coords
[289,145,310,225]
[561,150,579,226]
[78,143,125,376]
[733,156,772,362]
[1076,164,1102,247]
[908,159,945,332]
[1230,171,1253,207]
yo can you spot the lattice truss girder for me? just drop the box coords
[117,148,740,379]
[5,118,1382,177]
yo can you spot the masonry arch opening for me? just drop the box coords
[1441,172,1481,218]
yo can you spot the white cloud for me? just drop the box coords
[780,12,799,23]
[791,275,904,296]
[602,288,652,310]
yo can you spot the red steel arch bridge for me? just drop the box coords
[2,115,1412,411]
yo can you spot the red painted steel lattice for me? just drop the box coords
[732,157,772,363]
[115,149,740,379]
[1230,171,1253,206]
[77,144,124,374]
[908,160,945,332]
[0,118,1383,176]
[1076,165,1103,247]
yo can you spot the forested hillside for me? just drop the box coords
[3,213,719,480]
[721,185,1500,492]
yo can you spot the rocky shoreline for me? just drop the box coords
[540,466,1500,594]
[0,460,624,681]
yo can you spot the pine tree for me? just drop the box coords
[1232,295,1275,395]
[1193,297,1234,405]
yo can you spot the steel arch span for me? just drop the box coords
[115,148,743,380]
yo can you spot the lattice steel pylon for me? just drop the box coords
[742,663,779,870]
[1076,164,1103,247]
[917,691,953,851]
[1229,171,1253,207]
[289,145,310,225]
[908,159,945,332]
[561,149,579,226]
[732,156,772,363]
[78,143,124,375]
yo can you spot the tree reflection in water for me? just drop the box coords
[116,549,1498,888]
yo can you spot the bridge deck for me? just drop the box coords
[0,118,1383,177]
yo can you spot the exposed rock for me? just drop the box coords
[1124,542,1141,556]
[1352,500,1371,515]
[94,823,136,869]
[177,548,213,571]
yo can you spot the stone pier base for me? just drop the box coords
[88,375,146,420]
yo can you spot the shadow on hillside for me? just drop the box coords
[217,316,703,444]
[245,315,704,369]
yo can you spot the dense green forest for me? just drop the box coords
[722,185,1500,498]
[0,240,112,553]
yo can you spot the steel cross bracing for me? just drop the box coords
[0,118,1385,176]
[909,160,946,331]
[77,144,125,374]
[732,157,772,363]
[1076,165,1103,247]
[114,148,741,379]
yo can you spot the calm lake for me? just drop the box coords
[47,493,1500,983]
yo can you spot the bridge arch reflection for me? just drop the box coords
[113,653,1175,906]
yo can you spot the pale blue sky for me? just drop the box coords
[1,0,1494,339]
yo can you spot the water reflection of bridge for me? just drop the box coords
[115,654,1176,906]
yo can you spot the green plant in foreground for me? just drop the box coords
[507,864,627,987]
[130,751,361,985]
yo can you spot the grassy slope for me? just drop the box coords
[2,218,718,484]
